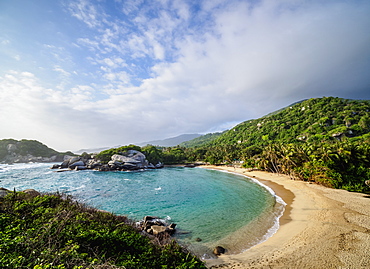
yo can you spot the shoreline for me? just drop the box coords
[201,165,370,269]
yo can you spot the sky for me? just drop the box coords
[0,0,370,152]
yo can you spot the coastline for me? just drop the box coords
[202,165,370,269]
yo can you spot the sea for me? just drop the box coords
[0,163,285,259]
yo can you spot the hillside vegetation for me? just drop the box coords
[0,191,205,269]
[0,139,69,163]
[180,97,370,192]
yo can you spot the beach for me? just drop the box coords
[202,165,370,269]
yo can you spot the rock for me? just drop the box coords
[144,216,158,222]
[6,144,17,152]
[155,162,164,168]
[74,166,87,170]
[68,157,82,165]
[22,189,40,197]
[151,225,167,235]
[147,163,156,169]
[195,238,202,242]
[86,159,101,169]
[51,164,60,169]
[0,188,11,198]
[213,246,226,256]
[69,160,85,169]
[60,160,70,168]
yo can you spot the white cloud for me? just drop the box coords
[1,0,369,151]
[67,0,102,28]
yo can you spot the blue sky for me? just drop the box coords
[0,0,370,151]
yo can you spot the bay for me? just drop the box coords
[0,163,284,258]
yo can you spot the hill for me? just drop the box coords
[211,97,370,147]
[183,97,370,192]
[0,139,68,163]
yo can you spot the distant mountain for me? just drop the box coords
[137,134,202,147]
[74,146,121,155]
[179,132,225,148]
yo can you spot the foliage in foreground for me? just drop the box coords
[0,192,206,269]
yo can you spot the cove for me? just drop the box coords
[0,163,284,257]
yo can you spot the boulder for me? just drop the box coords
[22,189,40,197]
[68,157,82,165]
[213,246,226,256]
[74,166,87,170]
[6,144,17,152]
[86,159,101,169]
[69,160,85,169]
[60,159,70,168]
[155,162,164,168]
[51,164,60,169]
[0,188,11,198]
[151,225,167,235]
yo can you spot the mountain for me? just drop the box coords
[0,139,67,163]
[179,132,224,148]
[74,146,121,155]
[137,134,202,147]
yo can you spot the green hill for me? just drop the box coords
[0,139,68,163]
[212,97,370,147]
[184,97,370,192]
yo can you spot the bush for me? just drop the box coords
[0,192,206,269]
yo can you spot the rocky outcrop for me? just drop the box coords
[137,216,176,236]
[51,150,163,172]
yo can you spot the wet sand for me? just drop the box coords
[202,165,370,269]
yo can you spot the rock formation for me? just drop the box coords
[51,150,163,172]
[137,216,176,236]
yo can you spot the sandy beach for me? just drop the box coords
[202,165,370,269]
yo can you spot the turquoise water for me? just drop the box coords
[0,163,284,258]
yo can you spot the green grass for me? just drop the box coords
[0,191,206,269]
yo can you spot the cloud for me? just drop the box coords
[1,0,369,151]
[67,0,103,29]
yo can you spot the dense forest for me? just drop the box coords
[100,97,369,192]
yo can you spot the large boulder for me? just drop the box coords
[110,150,149,170]
[22,189,40,197]
[69,160,85,169]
